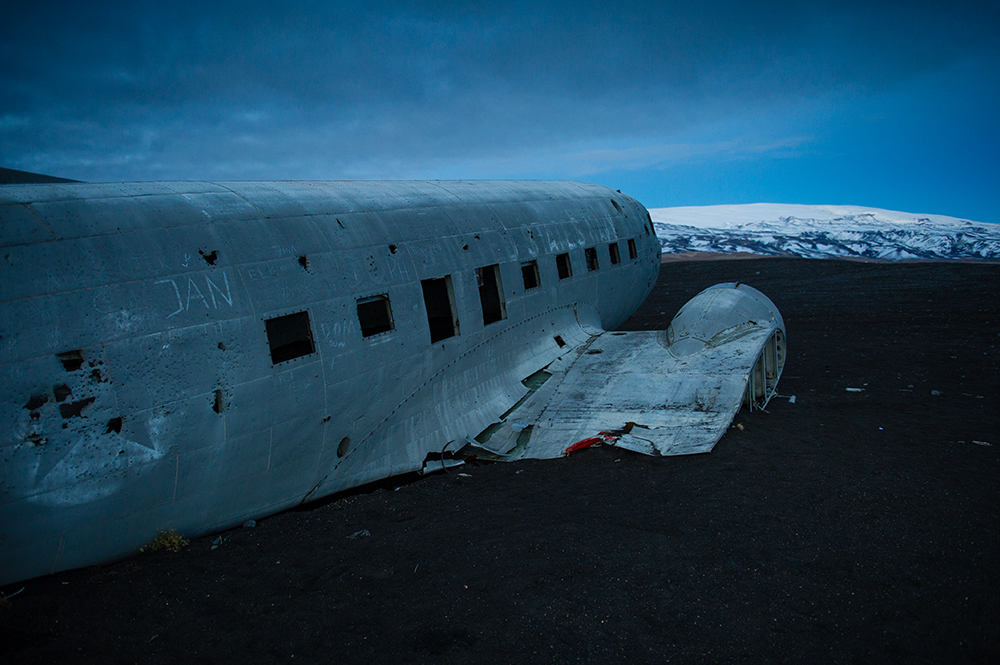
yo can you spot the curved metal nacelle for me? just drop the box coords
[666,283,785,410]
[0,180,782,585]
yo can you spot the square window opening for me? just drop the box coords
[476,264,507,326]
[609,242,621,265]
[521,261,540,290]
[585,247,599,271]
[421,275,460,343]
[627,238,638,260]
[556,253,573,280]
[357,295,395,337]
[265,311,315,364]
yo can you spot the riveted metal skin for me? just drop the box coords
[1,180,666,584]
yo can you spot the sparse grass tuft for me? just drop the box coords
[141,529,189,553]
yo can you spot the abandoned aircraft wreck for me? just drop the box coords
[0,180,784,585]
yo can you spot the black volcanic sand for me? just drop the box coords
[3,258,998,664]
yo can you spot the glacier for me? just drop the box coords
[649,203,1000,261]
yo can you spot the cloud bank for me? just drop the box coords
[2,1,997,220]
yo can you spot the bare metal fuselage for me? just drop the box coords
[1,180,783,585]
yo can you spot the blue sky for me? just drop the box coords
[2,1,998,222]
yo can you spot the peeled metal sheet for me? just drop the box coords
[470,283,785,459]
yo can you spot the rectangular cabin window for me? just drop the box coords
[628,238,638,260]
[265,311,315,365]
[585,247,599,271]
[421,275,459,343]
[476,264,507,326]
[521,261,540,290]
[609,242,621,265]
[357,294,394,338]
[556,253,573,280]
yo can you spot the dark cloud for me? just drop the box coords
[2,1,998,219]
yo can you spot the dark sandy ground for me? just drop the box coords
[2,257,998,664]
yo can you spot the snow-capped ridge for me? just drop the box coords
[649,204,1000,261]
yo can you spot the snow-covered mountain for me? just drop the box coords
[649,204,1000,261]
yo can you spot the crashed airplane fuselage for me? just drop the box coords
[1,180,784,585]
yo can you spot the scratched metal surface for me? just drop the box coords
[466,284,785,460]
[1,180,663,585]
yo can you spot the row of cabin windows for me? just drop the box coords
[555,239,635,282]
[263,237,642,364]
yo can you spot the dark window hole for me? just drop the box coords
[106,417,123,434]
[476,264,506,326]
[54,384,72,402]
[421,276,459,343]
[628,238,638,260]
[389,244,397,254]
[521,261,540,290]
[609,242,621,265]
[213,389,225,414]
[611,199,622,213]
[556,253,572,280]
[357,295,395,337]
[585,247,599,271]
[298,255,309,270]
[199,249,218,265]
[554,335,566,348]
[337,436,351,458]
[56,350,84,372]
[265,311,316,364]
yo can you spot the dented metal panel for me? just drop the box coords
[469,284,785,459]
[0,180,780,586]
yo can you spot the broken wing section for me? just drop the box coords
[468,283,785,459]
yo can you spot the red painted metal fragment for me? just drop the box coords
[563,437,603,456]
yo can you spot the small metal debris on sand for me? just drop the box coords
[972,440,992,447]
[243,519,256,528]
[845,387,864,392]
[348,529,371,540]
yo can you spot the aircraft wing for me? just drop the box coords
[467,283,785,459]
